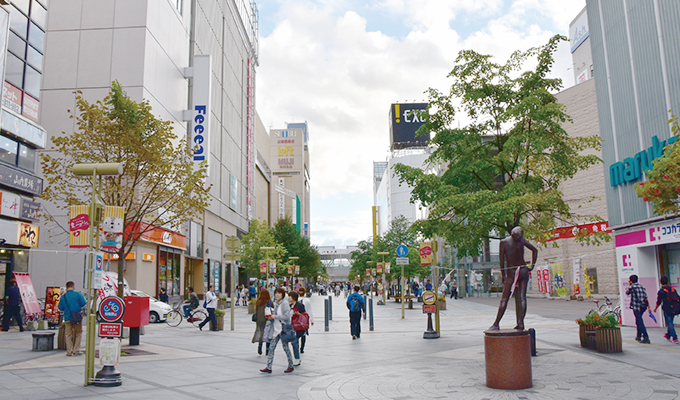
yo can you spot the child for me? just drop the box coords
[241,286,249,306]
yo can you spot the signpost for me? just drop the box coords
[422,290,439,338]
[95,295,125,386]
[396,245,409,319]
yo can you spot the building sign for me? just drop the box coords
[577,70,587,83]
[569,10,589,53]
[303,222,309,240]
[545,221,611,242]
[17,222,38,247]
[0,163,43,195]
[126,222,186,250]
[230,173,238,211]
[246,58,254,219]
[20,199,40,222]
[103,252,136,260]
[389,103,429,149]
[0,190,20,218]
[609,135,677,187]
[2,81,21,114]
[69,205,90,248]
[1,109,47,148]
[22,94,39,123]
[99,322,122,338]
[143,253,154,262]
[191,55,211,171]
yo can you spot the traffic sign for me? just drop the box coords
[99,296,125,322]
[423,304,436,314]
[99,322,122,337]
[396,244,409,257]
[422,291,436,305]
[396,257,409,265]
[92,252,104,289]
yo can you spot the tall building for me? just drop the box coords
[31,0,259,299]
[587,0,680,327]
[0,1,47,303]
[269,122,310,239]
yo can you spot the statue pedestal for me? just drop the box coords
[484,329,532,390]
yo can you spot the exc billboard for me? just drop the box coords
[389,103,429,149]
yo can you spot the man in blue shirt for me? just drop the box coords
[346,285,365,340]
[2,279,24,332]
[58,281,86,356]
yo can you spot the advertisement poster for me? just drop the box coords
[13,272,42,317]
[69,205,90,248]
[536,267,545,293]
[44,287,61,321]
[419,242,433,266]
[17,223,39,247]
[550,262,568,296]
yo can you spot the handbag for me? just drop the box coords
[292,312,309,331]
[252,313,258,322]
[281,322,296,343]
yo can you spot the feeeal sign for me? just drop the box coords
[192,55,211,172]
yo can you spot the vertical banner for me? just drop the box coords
[377,262,383,274]
[584,263,591,298]
[419,242,433,266]
[385,263,390,274]
[44,287,61,321]
[69,205,90,248]
[13,272,41,317]
[550,262,568,296]
[288,266,293,275]
[191,55,211,173]
[259,260,266,274]
[573,258,582,295]
[536,267,544,293]
[295,266,299,275]
[101,206,125,252]
[269,261,276,274]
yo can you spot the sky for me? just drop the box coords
[255,0,587,249]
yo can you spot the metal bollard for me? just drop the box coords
[529,328,536,356]
[363,295,367,319]
[369,298,374,331]
[328,296,333,320]
[324,299,329,332]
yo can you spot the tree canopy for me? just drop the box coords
[393,35,605,256]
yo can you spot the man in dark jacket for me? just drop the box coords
[2,279,23,332]
[654,276,678,343]
[346,285,365,340]
[58,281,86,356]
[626,274,651,344]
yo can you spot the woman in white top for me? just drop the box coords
[297,287,313,353]
[260,287,295,373]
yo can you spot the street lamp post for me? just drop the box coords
[73,162,123,386]
[377,252,389,306]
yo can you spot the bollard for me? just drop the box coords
[529,328,537,356]
[328,296,333,320]
[363,295,367,319]
[369,298,374,331]
[324,299,329,332]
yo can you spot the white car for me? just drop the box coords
[130,290,173,323]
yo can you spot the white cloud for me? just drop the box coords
[257,0,586,246]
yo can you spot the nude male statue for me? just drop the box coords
[488,227,538,331]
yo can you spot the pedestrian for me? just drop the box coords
[57,281,86,356]
[654,276,679,343]
[249,282,257,301]
[626,274,651,344]
[450,280,458,300]
[268,283,276,299]
[183,286,199,318]
[158,287,169,303]
[241,285,249,306]
[1,279,24,332]
[199,285,217,331]
[261,287,295,374]
[253,289,272,355]
[288,291,305,366]
[297,287,313,353]
[346,285,365,340]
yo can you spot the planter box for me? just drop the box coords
[217,300,227,309]
[437,300,446,310]
[585,331,597,350]
[579,324,596,348]
[596,327,622,353]
[211,315,224,331]
[248,303,256,314]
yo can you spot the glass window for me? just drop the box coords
[8,32,26,59]
[23,65,40,98]
[28,22,43,52]
[17,144,35,171]
[26,45,42,71]
[31,3,47,28]
[11,0,29,16]
[175,0,182,14]
[0,136,18,165]
[36,0,47,7]
[9,6,28,38]
[5,53,24,89]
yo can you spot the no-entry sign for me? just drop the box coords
[99,296,125,322]
[422,291,436,305]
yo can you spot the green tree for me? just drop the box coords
[376,216,429,280]
[393,35,606,256]
[349,239,373,284]
[273,217,322,279]
[40,82,210,295]
[240,218,285,277]
[635,115,680,214]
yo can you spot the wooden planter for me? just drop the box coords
[596,327,622,353]
[437,300,446,310]
[211,315,224,331]
[217,299,227,309]
[579,324,596,348]
[248,303,256,314]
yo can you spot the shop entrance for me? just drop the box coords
[158,247,181,298]
[658,243,680,288]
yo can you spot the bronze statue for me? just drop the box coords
[488,227,538,331]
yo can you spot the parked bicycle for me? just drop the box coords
[165,302,208,327]
[591,296,621,320]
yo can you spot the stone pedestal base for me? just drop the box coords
[484,329,532,390]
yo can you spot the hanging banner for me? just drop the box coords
[365,269,370,277]
[269,261,276,274]
[377,262,383,274]
[69,205,90,248]
[419,242,433,266]
[44,286,61,321]
[259,260,266,274]
[287,266,293,275]
[13,272,41,317]
[294,266,299,275]
[573,258,582,295]
[101,206,125,253]
[385,263,391,274]
[17,222,39,247]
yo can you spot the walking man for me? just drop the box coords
[58,281,86,356]
[654,276,678,343]
[1,279,24,332]
[626,274,651,344]
[199,285,217,331]
[346,285,365,340]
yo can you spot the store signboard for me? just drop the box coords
[191,55,211,172]
[1,190,20,218]
[2,81,21,114]
[20,199,40,222]
[22,94,39,123]
[18,222,38,247]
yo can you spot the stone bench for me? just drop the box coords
[32,332,55,351]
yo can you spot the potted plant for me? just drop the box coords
[217,296,228,309]
[248,299,256,314]
[437,296,446,311]
[575,312,598,350]
[211,309,225,331]
[593,313,622,353]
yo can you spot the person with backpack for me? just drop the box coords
[654,276,679,343]
[346,285,365,340]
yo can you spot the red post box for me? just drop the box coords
[123,296,149,328]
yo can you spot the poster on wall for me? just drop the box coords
[18,223,39,247]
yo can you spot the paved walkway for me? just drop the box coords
[1,294,679,399]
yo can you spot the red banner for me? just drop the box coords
[545,222,611,242]
[13,272,42,317]
[44,287,61,320]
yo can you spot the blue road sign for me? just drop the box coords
[396,244,409,258]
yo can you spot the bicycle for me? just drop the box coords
[165,302,208,327]
[591,296,621,320]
